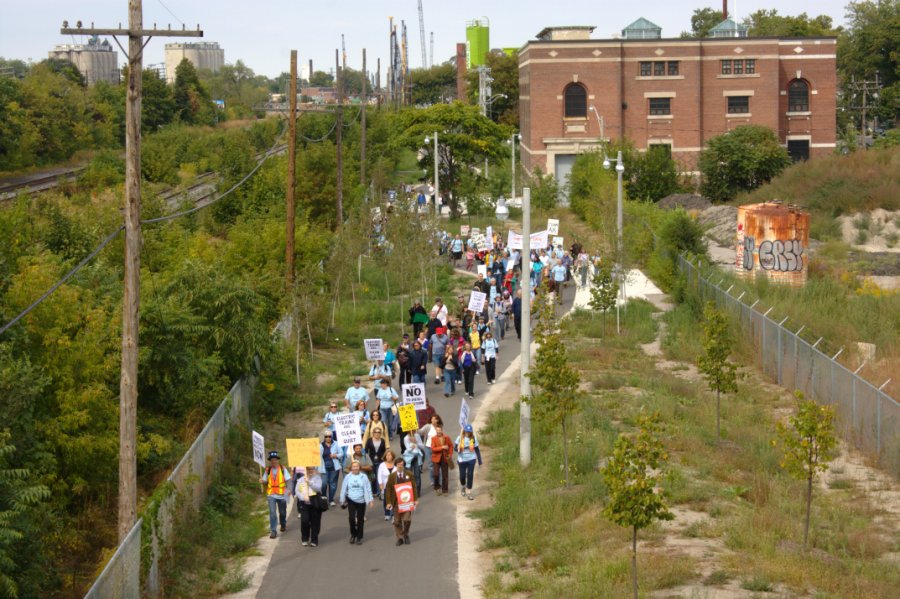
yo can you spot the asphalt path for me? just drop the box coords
[255,269,576,597]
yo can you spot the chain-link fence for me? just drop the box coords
[679,255,899,477]
[82,376,255,598]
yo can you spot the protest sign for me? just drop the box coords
[395,481,416,512]
[333,413,362,447]
[467,291,487,313]
[485,226,494,250]
[401,382,427,409]
[286,438,321,468]
[507,230,522,249]
[398,404,419,432]
[552,236,564,249]
[470,233,487,250]
[477,264,488,277]
[252,430,266,468]
[471,227,481,235]
[461,225,470,236]
[459,396,470,428]
[507,230,549,250]
[363,338,384,361]
[547,218,560,235]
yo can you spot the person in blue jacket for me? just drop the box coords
[455,424,483,499]
[319,433,344,506]
[339,460,374,545]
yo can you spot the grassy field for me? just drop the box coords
[476,303,899,599]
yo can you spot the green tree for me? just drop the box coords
[743,9,841,37]
[697,302,738,439]
[526,166,559,211]
[774,392,837,546]
[409,63,457,105]
[395,102,510,218]
[466,50,519,126]
[627,146,682,202]
[308,70,334,87]
[602,412,674,599]
[589,261,618,330]
[699,125,791,201]
[142,69,175,132]
[529,293,581,486]
[680,7,725,38]
[173,58,215,125]
[0,432,51,599]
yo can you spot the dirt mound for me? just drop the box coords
[698,205,738,246]
[658,193,712,211]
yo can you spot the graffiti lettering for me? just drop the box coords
[758,239,804,272]
[742,236,755,270]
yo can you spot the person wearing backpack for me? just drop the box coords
[259,451,292,538]
[319,433,344,506]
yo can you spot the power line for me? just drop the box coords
[155,0,185,25]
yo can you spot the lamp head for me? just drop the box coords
[616,162,625,173]
[424,136,430,144]
[602,157,611,170]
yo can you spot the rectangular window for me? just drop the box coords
[721,59,732,75]
[667,61,679,76]
[745,59,756,74]
[733,60,744,75]
[727,96,750,114]
[640,61,651,76]
[648,97,671,115]
[654,61,666,76]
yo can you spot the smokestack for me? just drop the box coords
[723,0,728,20]
[308,59,313,81]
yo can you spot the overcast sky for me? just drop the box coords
[1,1,849,78]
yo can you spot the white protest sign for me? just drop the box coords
[485,226,494,250]
[334,413,362,447]
[461,224,470,236]
[470,233,487,251]
[553,236,564,248]
[252,430,266,468]
[507,230,523,250]
[468,291,487,313]
[471,227,481,235]
[401,382,427,409]
[507,230,549,250]
[364,338,385,361]
[547,218,560,235]
[477,264,488,277]
[459,396,470,428]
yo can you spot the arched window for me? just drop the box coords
[564,83,587,118]
[788,79,809,112]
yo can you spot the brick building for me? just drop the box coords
[518,21,837,188]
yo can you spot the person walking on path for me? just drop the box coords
[364,427,388,495]
[260,451,292,538]
[385,456,419,546]
[409,300,429,336]
[377,451,399,520]
[352,399,370,437]
[362,410,390,450]
[418,414,443,488]
[430,425,454,496]
[512,289,523,340]
[409,340,429,384]
[482,331,499,384]
[339,460,374,545]
[429,326,449,385]
[344,376,369,411]
[401,431,425,496]
[319,433,343,506]
[293,466,324,547]
[396,334,412,385]
[460,342,477,399]
[375,379,400,439]
[456,425,483,499]
[441,344,458,397]
[322,402,342,444]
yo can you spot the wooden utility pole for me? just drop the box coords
[360,48,367,186]
[335,49,344,227]
[286,51,298,288]
[61,2,202,543]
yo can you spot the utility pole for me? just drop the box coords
[335,49,344,227]
[850,73,881,150]
[61,2,203,543]
[376,58,381,108]
[286,51,297,288]
[520,187,532,466]
[360,48,367,187]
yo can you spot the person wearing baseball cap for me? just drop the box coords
[259,451,292,538]
[384,456,418,546]
[455,425,483,500]
[344,376,368,411]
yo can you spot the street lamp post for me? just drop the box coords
[588,105,605,140]
[509,133,520,202]
[520,187,531,466]
[603,151,625,334]
[425,131,439,213]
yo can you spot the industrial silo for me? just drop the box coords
[735,202,810,286]
[466,18,490,67]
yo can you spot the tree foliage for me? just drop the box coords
[589,261,618,330]
[774,392,837,546]
[409,63,457,105]
[529,292,581,486]
[466,50,519,126]
[173,58,215,125]
[699,125,792,201]
[680,7,725,38]
[697,302,738,439]
[627,146,684,202]
[602,412,674,599]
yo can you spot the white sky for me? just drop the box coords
[0,1,849,78]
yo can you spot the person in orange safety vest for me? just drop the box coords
[259,450,292,538]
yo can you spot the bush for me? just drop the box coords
[628,146,684,202]
[699,125,791,201]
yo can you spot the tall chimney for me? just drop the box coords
[723,0,728,20]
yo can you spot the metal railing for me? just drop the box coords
[679,254,899,477]
[82,376,255,598]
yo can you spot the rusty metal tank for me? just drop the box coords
[735,201,810,286]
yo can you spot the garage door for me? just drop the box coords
[554,154,577,206]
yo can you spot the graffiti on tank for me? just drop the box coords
[758,239,804,272]
[741,236,755,270]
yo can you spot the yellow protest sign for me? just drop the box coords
[286,438,320,468]
[398,404,419,432]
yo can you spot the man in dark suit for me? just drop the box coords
[385,456,419,546]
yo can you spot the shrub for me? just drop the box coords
[699,125,791,201]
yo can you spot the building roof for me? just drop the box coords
[535,26,595,41]
[709,18,749,37]
[622,17,662,39]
